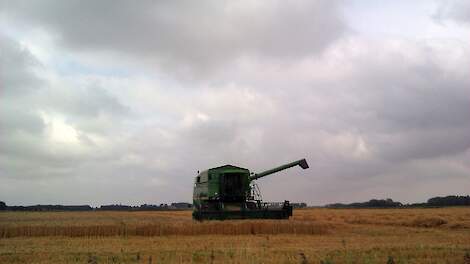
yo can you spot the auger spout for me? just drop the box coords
[250,159,309,181]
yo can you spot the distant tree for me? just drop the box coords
[427,195,470,207]
[0,201,6,210]
[325,198,402,208]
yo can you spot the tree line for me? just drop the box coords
[0,202,192,211]
[326,195,470,208]
[1,196,469,211]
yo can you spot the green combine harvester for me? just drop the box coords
[192,159,309,220]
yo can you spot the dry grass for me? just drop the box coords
[293,207,470,229]
[0,220,329,238]
[1,207,470,263]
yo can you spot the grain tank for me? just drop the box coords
[192,159,309,220]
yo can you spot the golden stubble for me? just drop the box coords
[1,208,470,263]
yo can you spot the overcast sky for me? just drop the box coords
[1,0,469,206]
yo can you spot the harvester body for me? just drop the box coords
[192,159,309,220]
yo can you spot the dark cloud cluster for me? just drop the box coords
[434,0,470,24]
[1,0,346,76]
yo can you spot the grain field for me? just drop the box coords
[1,208,470,263]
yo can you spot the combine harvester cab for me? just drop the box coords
[192,159,309,221]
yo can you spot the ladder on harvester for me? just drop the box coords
[251,182,267,209]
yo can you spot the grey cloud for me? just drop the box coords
[1,2,470,206]
[279,41,470,164]
[0,105,44,135]
[212,39,470,204]
[0,34,43,96]
[0,35,47,178]
[1,0,346,76]
[55,85,129,118]
[433,0,470,24]
[352,49,470,161]
[371,128,470,162]
[0,37,130,184]
[2,35,470,205]
[115,38,470,204]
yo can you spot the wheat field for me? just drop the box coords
[1,208,470,263]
